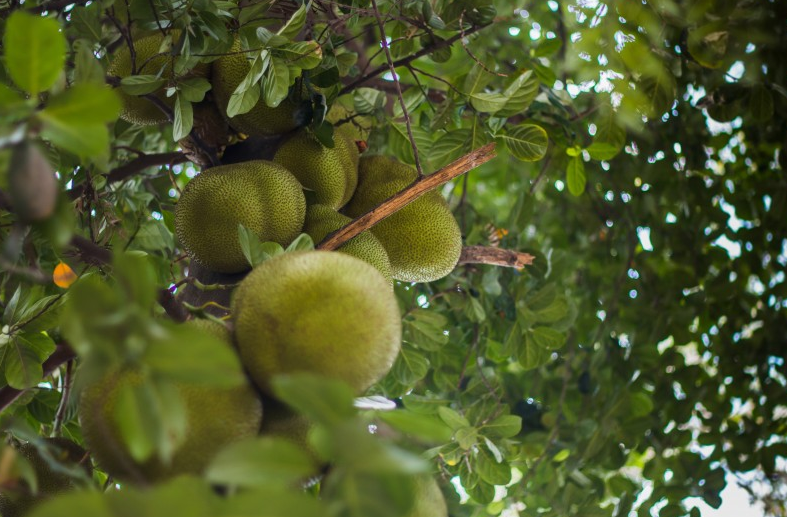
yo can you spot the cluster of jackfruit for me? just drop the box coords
[76,29,453,517]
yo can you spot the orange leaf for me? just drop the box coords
[53,261,77,289]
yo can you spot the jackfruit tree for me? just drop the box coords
[0,1,785,517]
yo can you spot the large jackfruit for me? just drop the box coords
[78,320,263,483]
[343,156,462,283]
[303,204,391,282]
[273,126,359,209]
[175,160,305,273]
[212,38,310,136]
[232,251,401,394]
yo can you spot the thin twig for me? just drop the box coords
[68,152,187,200]
[457,246,534,269]
[369,0,424,176]
[52,360,74,436]
[317,143,497,250]
[338,22,490,95]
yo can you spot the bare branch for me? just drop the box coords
[457,246,535,269]
[317,143,497,251]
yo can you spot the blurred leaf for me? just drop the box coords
[272,373,356,426]
[566,155,586,196]
[3,11,66,95]
[205,437,316,487]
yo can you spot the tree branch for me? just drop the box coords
[338,22,490,95]
[68,151,187,200]
[317,143,497,250]
[457,246,535,268]
[0,342,76,414]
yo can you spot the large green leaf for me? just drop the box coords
[3,11,66,95]
[499,124,548,161]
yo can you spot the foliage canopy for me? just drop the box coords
[0,0,785,516]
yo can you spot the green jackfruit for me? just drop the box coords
[174,160,306,273]
[343,156,462,283]
[108,32,209,126]
[232,251,401,394]
[326,101,372,143]
[273,126,359,209]
[78,320,263,483]
[303,204,391,282]
[213,38,310,136]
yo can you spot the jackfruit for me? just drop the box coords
[232,251,401,394]
[303,204,391,282]
[273,126,359,209]
[0,438,90,517]
[174,160,306,273]
[78,320,263,483]
[213,38,310,136]
[108,32,209,126]
[343,156,462,283]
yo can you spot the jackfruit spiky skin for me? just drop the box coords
[303,205,392,283]
[174,160,306,273]
[232,251,401,394]
[0,438,90,517]
[213,39,308,136]
[78,321,262,484]
[406,476,449,517]
[343,156,462,283]
[108,33,209,126]
[273,126,359,209]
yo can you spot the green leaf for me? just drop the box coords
[143,323,245,388]
[120,75,167,96]
[39,121,108,158]
[172,94,193,141]
[354,88,387,114]
[177,77,211,103]
[500,124,548,161]
[285,233,315,252]
[205,437,316,487]
[256,27,289,47]
[469,92,509,113]
[3,286,23,325]
[114,380,159,462]
[391,347,429,385]
[455,426,478,449]
[437,406,470,430]
[238,224,283,267]
[4,335,45,389]
[481,414,522,438]
[277,3,307,39]
[279,41,323,70]
[39,84,121,124]
[430,130,471,168]
[263,56,290,108]
[519,333,552,370]
[271,373,356,427]
[377,410,453,442]
[566,155,586,196]
[530,327,565,350]
[3,11,66,95]
[476,447,511,485]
